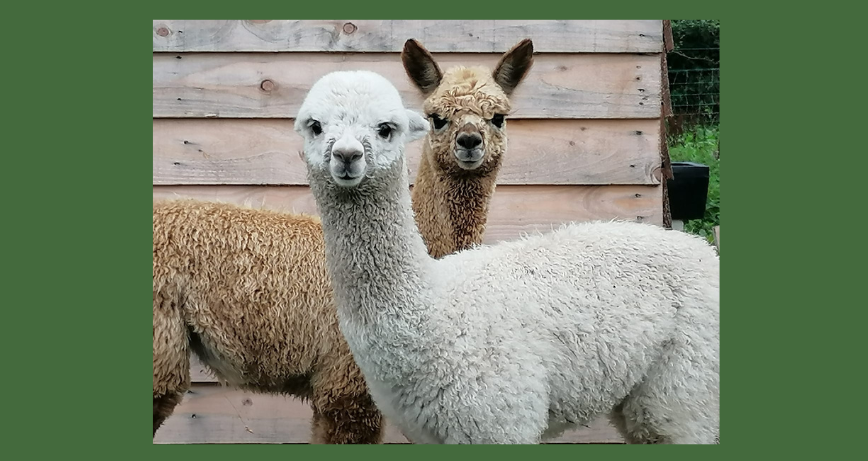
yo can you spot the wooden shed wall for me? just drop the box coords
[152,19,669,444]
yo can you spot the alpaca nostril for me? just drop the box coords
[333,149,363,164]
[457,134,482,150]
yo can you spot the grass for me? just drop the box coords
[668,125,720,244]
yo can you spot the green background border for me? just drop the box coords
[5,1,838,458]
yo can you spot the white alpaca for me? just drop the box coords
[296,70,720,444]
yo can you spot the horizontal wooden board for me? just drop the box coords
[153,53,661,119]
[153,184,663,241]
[153,383,625,444]
[153,20,662,54]
[153,119,662,186]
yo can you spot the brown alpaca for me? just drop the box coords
[403,38,534,258]
[153,202,379,443]
[153,39,534,443]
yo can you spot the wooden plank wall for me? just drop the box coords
[153,19,668,444]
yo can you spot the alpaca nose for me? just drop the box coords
[332,148,363,164]
[456,133,482,150]
[331,132,365,165]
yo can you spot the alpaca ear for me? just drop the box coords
[492,38,534,95]
[405,110,430,142]
[402,39,443,95]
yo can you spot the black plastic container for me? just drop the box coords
[667,162,709,221]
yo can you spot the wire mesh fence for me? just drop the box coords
[666,46,719,140]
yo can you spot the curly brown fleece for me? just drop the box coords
[153,39,533,444]
[153,201,380,443]
[403,38,534,258]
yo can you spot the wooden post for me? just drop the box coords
[713,226,720,252]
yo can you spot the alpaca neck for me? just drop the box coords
[309,158,432,325]
[412,144,499,259]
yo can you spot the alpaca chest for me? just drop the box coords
[339,321,447,443]
[364,373,445,444]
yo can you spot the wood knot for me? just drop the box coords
[156,26,170,37]
[260,79,276,92]
[342,22,357,34]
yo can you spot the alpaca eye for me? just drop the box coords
[377,123,393,139]
[310,120,322,136]
[429,114,448,130]
[491,114,505,128]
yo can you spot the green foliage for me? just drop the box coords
[669,125,720,243]
[671,20,720,52]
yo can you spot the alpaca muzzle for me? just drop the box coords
[330,134,367,186]
[454,126,485,169]
[454,147,485,170]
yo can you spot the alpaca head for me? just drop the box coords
[295,70,429,188]
[401,38,534,175]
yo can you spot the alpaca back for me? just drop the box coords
[425,221,718,407]
[153,200,341,390]
[432,220,719,335]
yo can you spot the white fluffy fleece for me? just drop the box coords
[296,70,720,444]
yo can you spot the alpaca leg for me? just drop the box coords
[153,392,184,436]
[616,393,718,444]
[616,336,719,444]
[153,288,191,437]
[309,356,383,444]
[309,390,383,444]
[607,403,631,443]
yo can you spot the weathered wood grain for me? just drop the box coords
[153,20,662,54]
[153,184,663,242]
[153,53,661,119]
[153,119,661,186]
[153,383,625,444]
